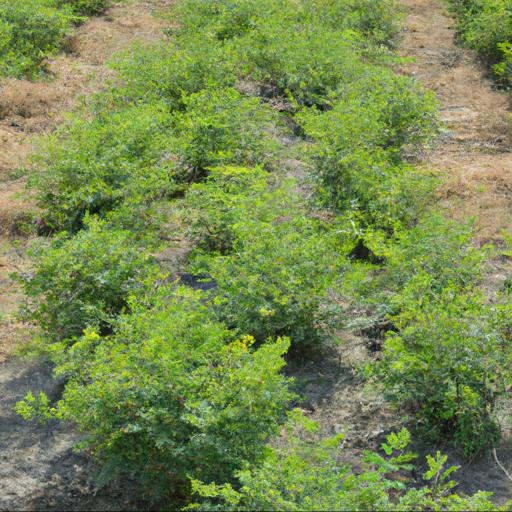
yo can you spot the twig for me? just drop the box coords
[493,447,512,483]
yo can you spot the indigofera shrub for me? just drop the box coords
[108,38,238,109]
[0,0,79,78]
[374,287,512,455]
[449,0,512,83]
[32,102,177,231]
[174,0,401,46]
[339,215,505,455]
[297,74,438,225]
[18,216,159,343]
[309,0,401,46]
[169,88,281,181]
[18,287,293,498]
[189,416,509,511]
[56,0,110,15]
[33,90,280,231]
[190,178,344,347]
[181,166,270,253]
[235,22,368,108]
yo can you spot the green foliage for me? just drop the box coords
[309,0,401,46]
[33,91,279,231]
[174,0,400,46]
[17,0,507,504]
[188,171,344,346]
[368,214,489,306]
[297,73,438,224]
[174,0,402,108]
[355,216,508,455]
[15,390,56,424]
[18,287,293,499]
[32,103,176,231]
[449,0,512,84]
[56,0,110,15]
[376,289,512,455]
[18,216,158,343]
[181,166,270,253]
[108,38,238,109]
[188,417,508,511]
[236,22,367,108]
[169,88,281,182]
[0,0,79,78]
[339,215,509,455]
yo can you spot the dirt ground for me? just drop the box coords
[0,358,148,511]
[398,0,512,244]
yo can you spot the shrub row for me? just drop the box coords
[15,0,510,506]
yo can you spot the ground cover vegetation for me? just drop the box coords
[448,0,512,85]
[0,0,113,78]
[14,0,512,508]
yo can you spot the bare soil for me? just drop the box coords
[0,358,146,511]
[399,0,512,245]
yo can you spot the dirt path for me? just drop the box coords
[0,1,169,509]
[398,0,512,503]
[399,0,512,244]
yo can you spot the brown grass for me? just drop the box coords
[399,0,512,244]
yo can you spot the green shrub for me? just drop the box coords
[374,287,512,455]
[297,73,438,224]
[336,215,486,330]
[494,41,512,84]
[174,0,400,46]
[368,214,489,303]
[18,216,158,343]
[181,166,270,253]
[190,177,344,346]
[173,1,392,108]
[19,287,293,499]
[449,0,512,83]
[188,415,508,511]
[308,0,401,46]
[169,88,281,182]
[0,0,79,78]
[337,215,504,455]
[450,0,512,62]
[108,38,238,109]
[172,0,286,41]
[33,89,278,231]
[235,21,367,107]
[56,0,110,15]
[32,102,176,231]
